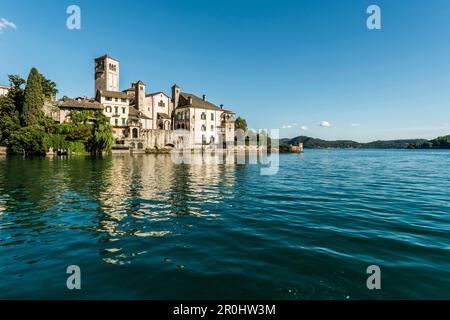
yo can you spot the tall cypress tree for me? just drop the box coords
[21,68,44,126]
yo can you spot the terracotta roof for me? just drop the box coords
[177,92,233,113]
[100,90,130,99]
[58,99,103,110]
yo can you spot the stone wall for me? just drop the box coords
[142,129,173,149]
[125,129,174,150]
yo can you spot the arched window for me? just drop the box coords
[137,142,144,149]
[132,128,138,138]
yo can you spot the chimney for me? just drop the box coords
[202,94,207,101]
[220,104,223,109]
[135,81,146,111]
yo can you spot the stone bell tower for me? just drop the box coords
[94,54,120,95]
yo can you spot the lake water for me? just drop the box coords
[0,150,449,299]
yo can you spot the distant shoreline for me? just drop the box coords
[279,135,450,150]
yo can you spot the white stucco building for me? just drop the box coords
[0,85,10,96]
[172,91,235,146]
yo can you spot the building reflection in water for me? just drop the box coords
[0,154,239,266]
[95,153,237,265]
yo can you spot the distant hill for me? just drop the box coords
[408,135,450,149]
[279,136,428,149]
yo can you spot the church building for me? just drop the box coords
[93,54,235,149]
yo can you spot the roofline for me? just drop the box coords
[95,54,119,62]
[179,92,232,112]
[146,91,169,97]
[175,105,233,113]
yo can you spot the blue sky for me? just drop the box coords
[1,0,449,141]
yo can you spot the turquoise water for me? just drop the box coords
[0,150,449,299]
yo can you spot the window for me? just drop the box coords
[122,118,126,126]
[211,125,214,130]
[105,106,111,112]
[115,98,118,102]
[158,100,165,107]
[211,113,214,121]
[201,112,206,120]
[201,124,206,131]
[122,107,126,114]
[115,119,118,126]
[114,107,118,114]
[202,135,206,143]
[105,97,112,101]
[121,98,127,103]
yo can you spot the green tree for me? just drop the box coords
[9,125,50,155]
[0,96,21,147]
[8,74,26,88]
[235,116,248,132]
[7,74,26,115]
[22,68,45,126]
[86,113,113,155]
[40,74,58,100]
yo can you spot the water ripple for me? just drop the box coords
[0,150,450,299]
